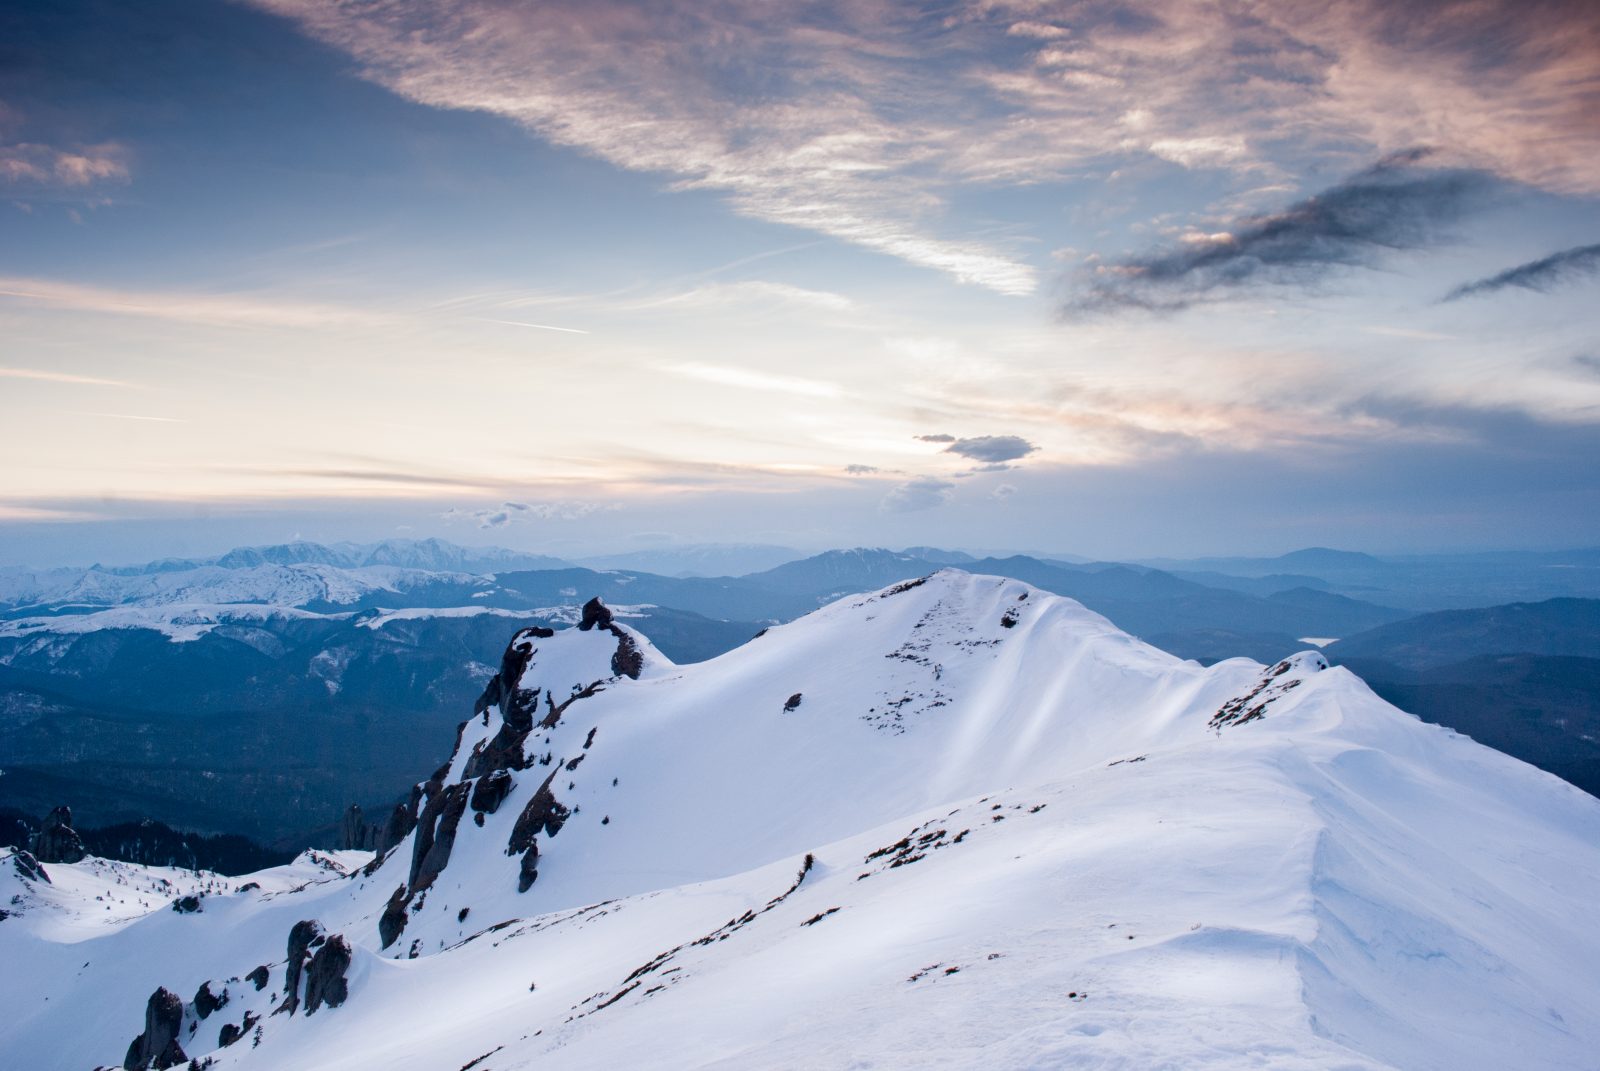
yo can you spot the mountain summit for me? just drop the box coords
[2,570,1597,1069]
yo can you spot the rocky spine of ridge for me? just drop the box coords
[31,805,86,865]
[377,598,641,949]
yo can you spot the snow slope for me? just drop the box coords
[1,570,1597,1070]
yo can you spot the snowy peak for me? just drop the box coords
[5,571,1600,1071]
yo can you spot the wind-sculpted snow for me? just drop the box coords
[2,571,1598,1070]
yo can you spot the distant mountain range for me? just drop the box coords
[4,538,1598,845]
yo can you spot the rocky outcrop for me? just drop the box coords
[376,801,412,855]
[340,804,373,851]
[475,625,554,732]
[508,771,569,854]
[462,724,532,780]
[409,783,470,895]
[11,848,50,884]
[578,597,613,631]
[470,769,514,815]
[193,980,227,1020]
[32,805,86,864]
[123,987,186,1070]
[303,934,353,1014]
[379,884,409,949]
[278,919,326,1015]
[245,965,269,991]
[517,838,540,893]
[218,1011,258,1048]
[611,629,644,679]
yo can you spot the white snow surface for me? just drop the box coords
[2,570,1597,1070]
[0,562,483,613]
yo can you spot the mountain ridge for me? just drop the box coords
[2,571,1597,1070]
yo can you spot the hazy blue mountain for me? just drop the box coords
[1325,598,1600,669]
[574,543,803,577]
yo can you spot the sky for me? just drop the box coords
[1,0,1597,566]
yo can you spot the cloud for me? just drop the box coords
[249,0,1600,303]
[665,362,843,399]
[992,483,1018,499]
[1442,243,1600,302]
[941,435,1039,463]
[445,500,612,528]
[1064,152,1496,315]
[844,464,880,475]
[0,142,129,189]
[0,276,391,330]
[880,477,954,513]
[1574,354,1600,377]
[0,366,129,387]
[915,434,957,444]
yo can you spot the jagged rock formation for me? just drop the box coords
[303,934,352,1014]
[31,806,86,865]
[409,783,469,895]
[10,848,49,884]
[340,804,373,851]
[277,920,325,1016]
[122,987,186,1071]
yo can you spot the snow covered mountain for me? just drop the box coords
[3,570,1597,1070]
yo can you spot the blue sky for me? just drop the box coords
[1,0,1597,566]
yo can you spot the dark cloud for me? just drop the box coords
[880,477,954,513]
[1063,150,1497,316]
[915,434,957,443]
[942,436,1038,463]
[1441,243,1600,302]
[1574,355,1600,376]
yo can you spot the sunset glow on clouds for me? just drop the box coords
[0,0,1596,562]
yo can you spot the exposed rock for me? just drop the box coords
[508,770,569,861]
[579,597,614,631]
[784,692,803,712]
[171,894,202,914]
[277,919,326,1015]
[462,725,531,780]
[517,840,540,893]
[303,934,353,1014]
[470,769,514,815]
[123,986,185,1070]
[376,802,412,855]
[32,805,86,864]
[477,626,553,732]
[217,1011,257,1049]
[610,627,644,679]
[245,965,269,991]
[193,980,227,1020]
[11,848,50,884]
[378,884,409,949]
[340,804,372,851]
[408,782,470,895]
